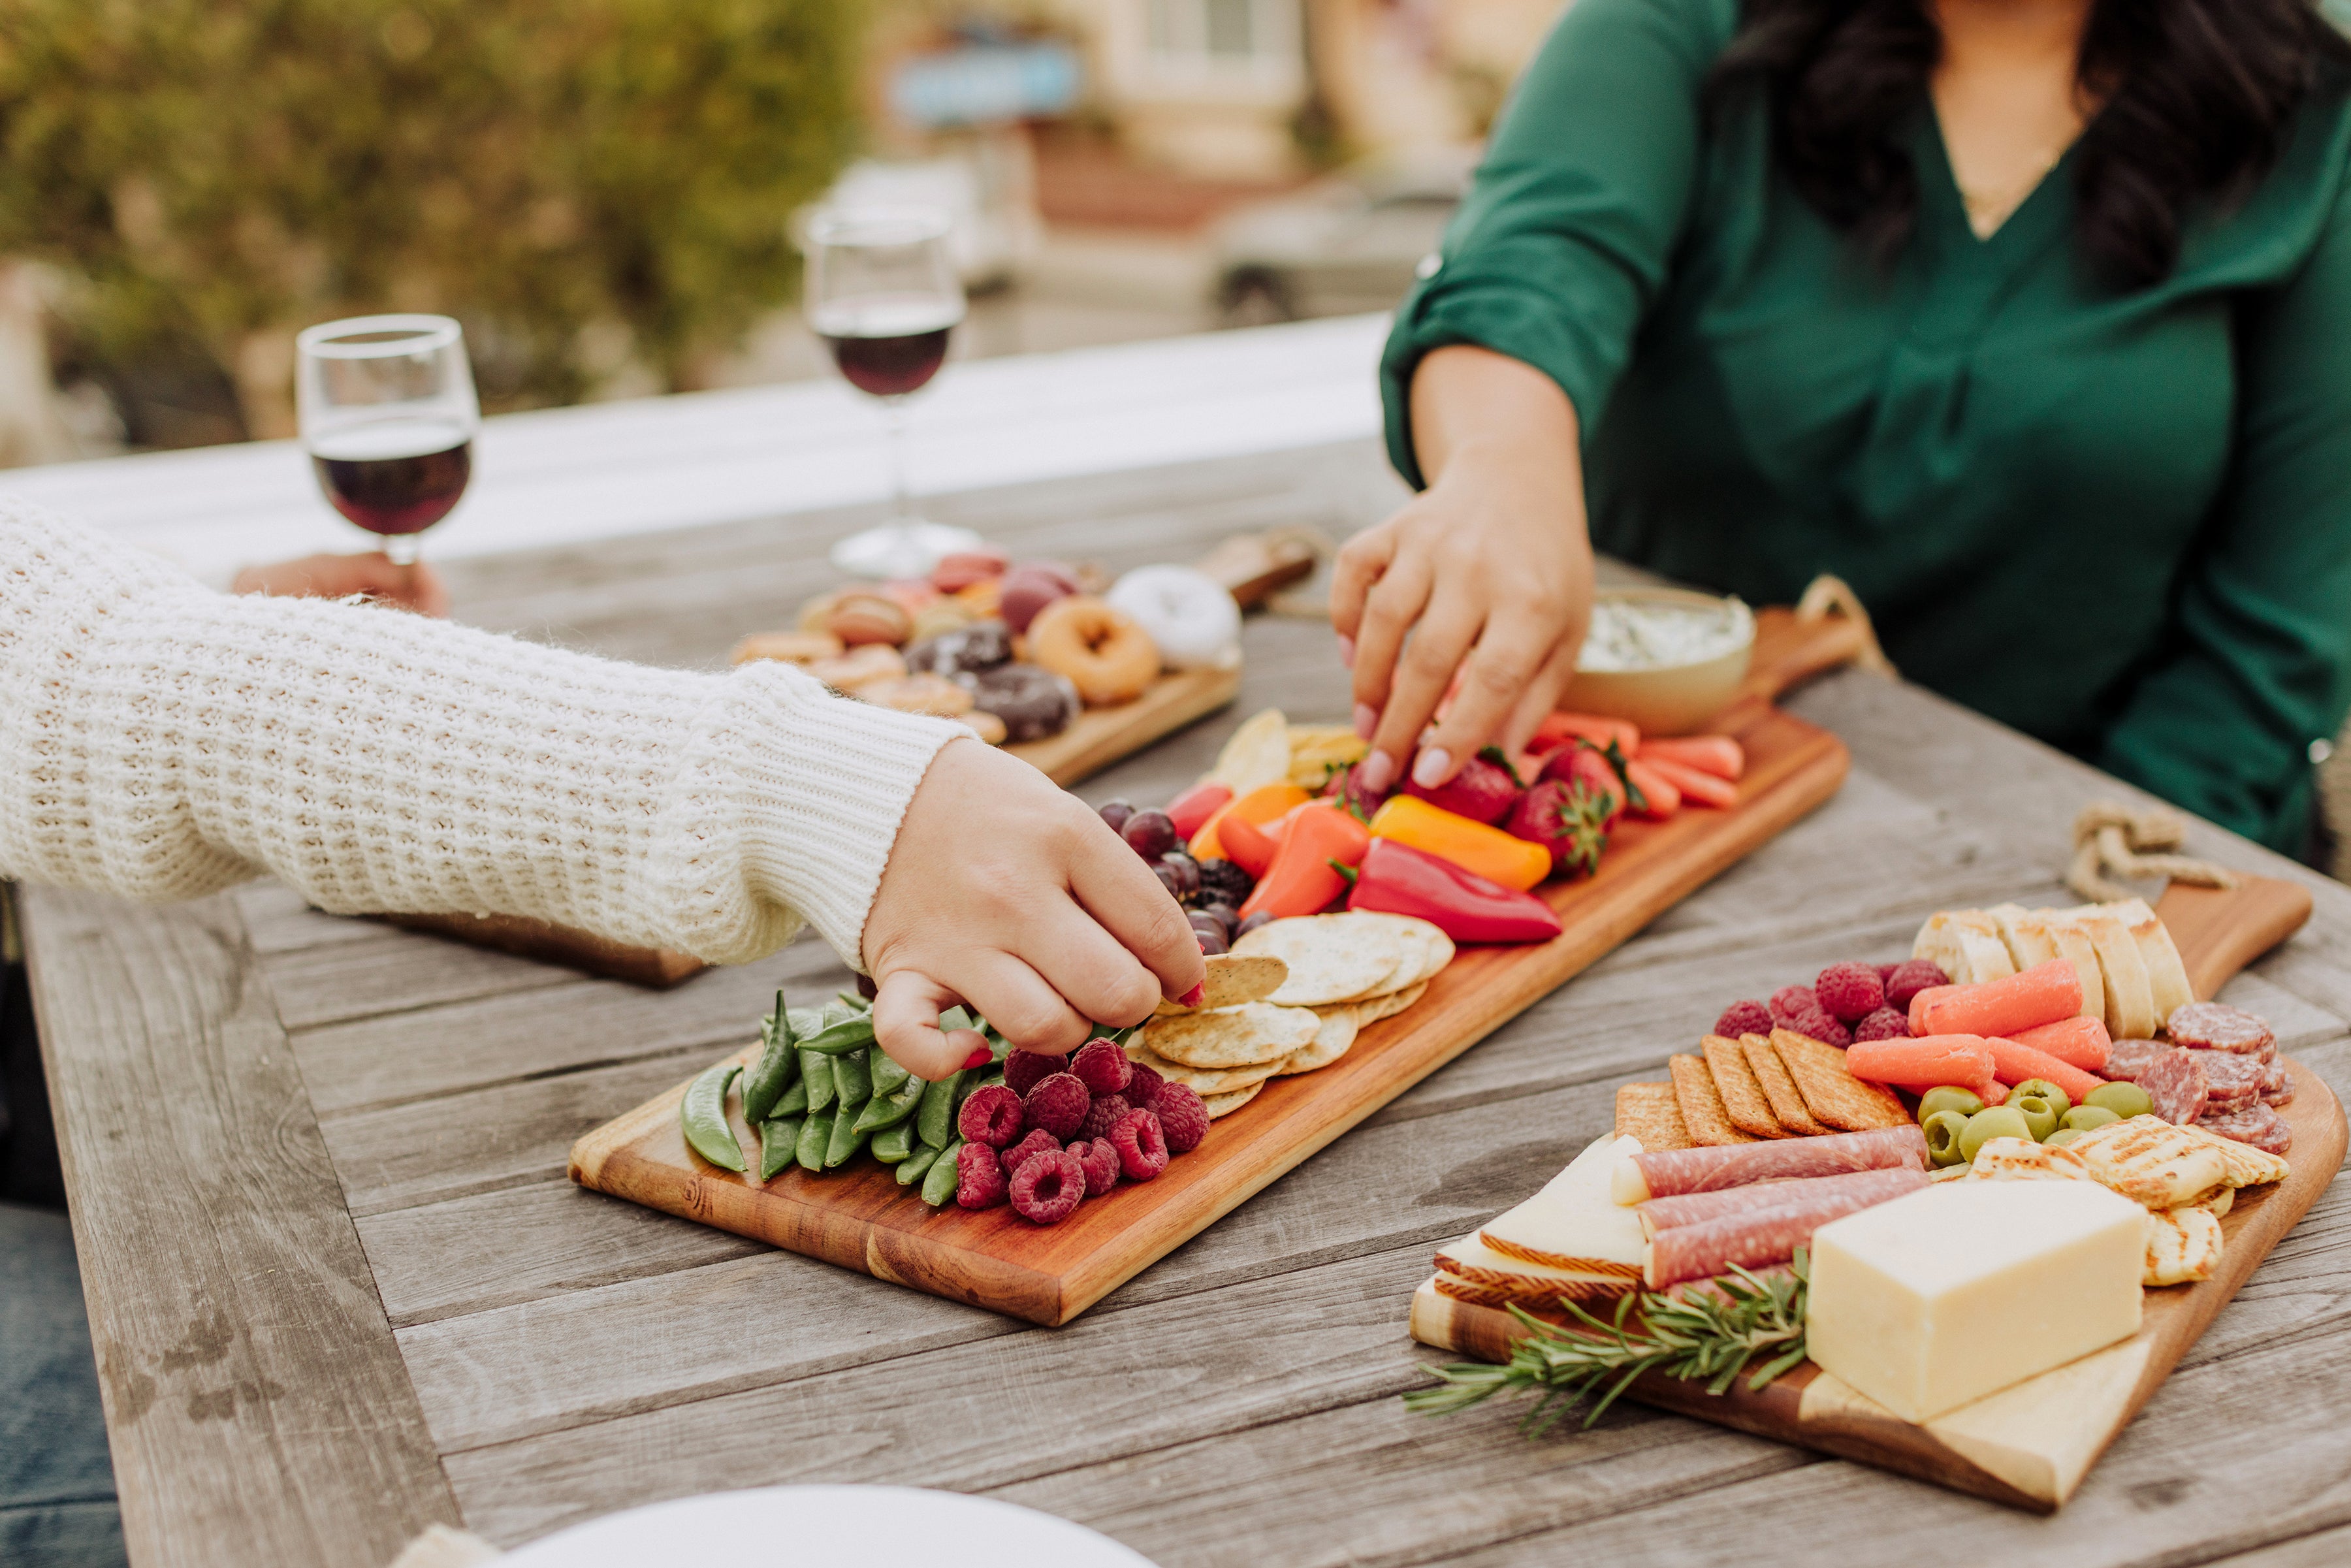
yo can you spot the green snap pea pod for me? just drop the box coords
[799,1050,837,1114]
[789,1006,830,1041]
[741,991,798,1125]
[831,1048,873,1111]
[795,1112,832,1174]
[798,1014,878,1057]
[921,1139,964,1205]
[680,1063,746,1172]
[771,1076,808,1119]
[758,1116,804,1181]
[897,1144,941,1186]
[871,1051,911,1097]
[916,1070,965,1149]
[871,1121,916,1163]
[853,1075,925,1135]
[939,1004,976,1034]
[823,1111,870,1169]
[836,989,873,1013]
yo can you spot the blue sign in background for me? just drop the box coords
[890,42,1083,129]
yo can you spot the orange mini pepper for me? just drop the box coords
[1366,795,1552,891]
[1238,803,1371,923]
[1189,782,1310,861]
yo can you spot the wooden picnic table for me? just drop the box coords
[21,436,2351,1568]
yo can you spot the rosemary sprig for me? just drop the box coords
[1405,1251,1811,1434]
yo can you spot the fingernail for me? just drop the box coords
[1412,747,1452,789]
[1179,983,1205,1008]
[963,1044,994,1069]
[1359,750,1397,794]
[1352,703,1377,741]
[1337,634,1355,668]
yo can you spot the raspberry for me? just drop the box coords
[1883,959,1949,1010]
[1814,962,1887,1023]
[999,1128,1061,1178]
[1080,1093,1134,1142]
[1004,1049,1062,1097]
[1124,1061,1165,1108]
[954,1142,1008,1208]
[1783,1005,1851,1047]
[1008,1148,1087,1224]
[1070,1038,1132,1097]
[1023,1072,1091,1139]
[1075,1137,1121,1197]
[956,1084,1025,1148]
[1853,1007,1911,1042]
[1874,963,1902,982]
[1713,1000,1773,1039]
[1151,1083,1209,1153]
[1109,1108,1169,1181]
[1768,985,1819,1027]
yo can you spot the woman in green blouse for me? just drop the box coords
[1335,0,2351,854]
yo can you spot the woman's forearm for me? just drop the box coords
[1407,344,1585,492]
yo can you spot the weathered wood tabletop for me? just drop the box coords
[24,440,2351,1568]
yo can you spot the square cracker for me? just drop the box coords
[1614,1081,1691,1150]
[1742,1032,1831,1136]
[1770,1028,1910,1131]
[1702,1034,1786,1139]
[1671,1053,1761,1146]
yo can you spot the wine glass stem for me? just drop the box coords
[884,396,914,527]
[384,535,421,569]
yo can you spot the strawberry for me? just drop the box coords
[1403,748,1523,825]
[1504,777,1613,879]
[1537,741,1627,831]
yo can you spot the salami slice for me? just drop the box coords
[2196,1051,2266,1112]
[2101,1038,2171,1083]
[1644,1174,1927,1287]
[2262,1061,2295,1108]
[2140,1048,2209,1125]
[1627,1124,1928,1200]
[2167,1002,2277,1061]
[1636,1166,1928,1236]
[2198,1100,2294,1157]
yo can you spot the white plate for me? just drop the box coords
[500,1486,1156,1567]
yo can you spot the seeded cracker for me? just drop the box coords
[1741,1032,1832,1136]
[1153,952,1290,1016]
[1769,1028,1910,1131]
[1671,1053,1761,1145]
[1232,914,1403,1006]
[1701,1034,1785,1139]
[1356,980,1428,1025]
[1202,1080,1264,1119]
[1614,1081,1691,1150]
[1144,1002,1320,1069]
[1279,1006,1359,1074]
[1122,1040,1285,1097]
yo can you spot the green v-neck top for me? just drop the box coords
[1381,0,2351,852]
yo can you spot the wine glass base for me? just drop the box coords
[829,520,985,580]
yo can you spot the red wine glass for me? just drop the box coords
[295,314,480,577]
[805,208,982,579]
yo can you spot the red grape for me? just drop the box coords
[1122,808,1177,860]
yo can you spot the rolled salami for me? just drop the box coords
[1644,1173,1927,1288]
[1636,1165,1929,1238]
[1623,1124,1928,1202]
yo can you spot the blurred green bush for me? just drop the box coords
[0,0,865,436]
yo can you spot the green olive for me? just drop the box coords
[2084,1081,2153,1119]
[2009,1078,2071,1117]
[2011,1091,2062,1143]
[1958,1105,2033,1162]
[1917,1085,1987,1124]
[2062,1104,2120,1133]
[2046,1128,2086,1147]
[1922,1109,1974,1166]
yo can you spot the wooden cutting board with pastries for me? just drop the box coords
[1409,873,2342,1512]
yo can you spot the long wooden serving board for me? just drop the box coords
[1409,874,2340,1513]
[571,666,1853,1325]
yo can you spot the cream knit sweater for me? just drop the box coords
[0,501,967,966]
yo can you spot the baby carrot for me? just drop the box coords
[2007,1014,2111,1074]
[1983,1037,2104,1104]
[1537,711,1641,754]
[1637,754,1738,809]
[1846,1034,1996,1091]
[1637,735,1745,780]
[1622,758,1682,818]
[1914,960,2083,1040]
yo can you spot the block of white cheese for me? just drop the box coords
[1479,1132,1646,1279]
[1806,1181,2145,1423]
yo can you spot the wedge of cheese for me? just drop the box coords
[2055,904,2157,1040]
[1478,1132,1647,1279]
[1913,910,2018,985]
[2106,897,2196,1027]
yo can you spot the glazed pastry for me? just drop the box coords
[967,663,1080,742]
[729,630,842,667]
[1105,564,1241,671]
[999,562,1081,633]
[1025,594,1160,707]
[906,620,1014,680]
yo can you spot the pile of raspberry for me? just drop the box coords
[950,1038,1211,1223]
[1712,959,1948,1048]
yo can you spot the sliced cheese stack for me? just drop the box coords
[1432,1133,1645,1307]
[1914,898,2194,1041]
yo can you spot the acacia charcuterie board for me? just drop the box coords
[1408,876,2341,1513]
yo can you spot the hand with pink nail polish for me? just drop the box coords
[1330,345,1595,790]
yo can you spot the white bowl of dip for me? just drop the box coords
[1561,587,1754,735]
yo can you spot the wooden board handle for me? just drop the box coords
[2153,874,2314,1001]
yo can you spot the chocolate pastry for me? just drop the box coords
[905,620,1013,679]
[967,663,1079,743]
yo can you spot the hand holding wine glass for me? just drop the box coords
[296,314,479,592]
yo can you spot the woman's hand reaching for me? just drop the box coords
[861,739,1206,1080]
[1331,345,1596,792]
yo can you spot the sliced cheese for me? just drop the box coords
[2105,897,2196,1027]
[2066,1117,2228,1208]
[2142,1206,2222,1287]
[1433,1232,1638,1300]
[1479,1132,1647,1276]
[1807,1181,2147,1423]
[2055,905,2156,1040]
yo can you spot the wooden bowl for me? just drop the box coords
[1560,588,1754,736]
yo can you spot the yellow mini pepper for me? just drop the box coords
[1366,795,1551,891]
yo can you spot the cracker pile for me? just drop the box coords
[1618,1027,1910,1149]
[1130,912,1452,1120]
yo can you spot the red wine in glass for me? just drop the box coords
[308,417,473,538]
[813,295,960,398]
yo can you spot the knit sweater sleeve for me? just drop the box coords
[0,500,967,967]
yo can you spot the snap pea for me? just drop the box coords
[2084,1081,2154,1119]
[940,1004,976,1033]
[2062,1104,2120,1133]
[1917,1085,1986,1124]
[680,1063,746,1172]
[921,1139,964,1205]
[854,1075,926,1135]
[758,1116,803,1181]
[799,1050,837,1114]
[741,990,799,1125]
[1922,1108,1972,1167]
[871,1121,916,1163]
[795,1112,832,1173]
[872,1051,911,1097]
[836,989,873,1013]
[823,1110,870,1168]
[771,1076,808,1119]
[799,1014,878,1057]
[916,1070,965,1149]
[831,1049,873,1112]
[788,1006,829,1041]
[2010,1078,2071,1117]
[897,1144,941,1186]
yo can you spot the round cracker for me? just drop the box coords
[1152,952,1290,1016]
[1338,913,1452,997]
[1202,1080,1265,1119]
[1278,1006,1359,1075]
[1144,1001,1320,1069]
[1124,1041,1285,1096]
[1354,978,1429,1026]
[1232,914,1403,1006]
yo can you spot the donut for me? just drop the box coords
[931,548,1009,594]
[967,663,1080,742]
[999,562,1081,633]
[805,645,905,693]
[905,620,1014,680]
[826,591,912,647]
[730,630,842,667]
[1025,594,1160,707]
[906,596,975,644]
[957,709,1008,746]
[1105,565,1241,672]
[857,673,974,717]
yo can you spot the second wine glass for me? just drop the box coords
[296,313,479,572]
[805,208,983,579]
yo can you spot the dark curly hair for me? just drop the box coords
[1708,0,2351,287]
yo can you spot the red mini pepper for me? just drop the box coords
[1345,839,1562,944]
[1165,780,1233,840]
[1239,803,1370,923]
